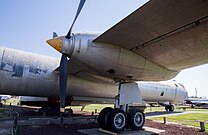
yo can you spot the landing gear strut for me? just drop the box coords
[165,105,174,112]
[98,82,146,133]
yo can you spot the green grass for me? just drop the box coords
[146,106,208,131]
[1,97,19,105]
[145,106,208,113]
[67,104,114,113]
[148,113,208,132]
[68,104,208,114]
[145,106,166,112]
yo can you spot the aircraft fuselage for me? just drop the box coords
[0,45,187,104]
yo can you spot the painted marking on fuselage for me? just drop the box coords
[0,48,53,78]
[12,64,24,77]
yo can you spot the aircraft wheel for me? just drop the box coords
[128,109,145,130]
[98,107,113,130]
[169,105,174,112]
[107,108,127,133]
[165,105,170,112]
[165,105,174,112]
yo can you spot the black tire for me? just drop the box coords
[165,105,170,112]
[127,109,145,130]
[98,107,113,130]
[169,105,174,112]
[165,105,174,112]
[107,108,127,133]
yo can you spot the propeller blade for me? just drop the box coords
[53,32,58,38]
[66,0,86,38]
[59,53,68,115]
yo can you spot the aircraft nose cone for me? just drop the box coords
[46,37,63,52]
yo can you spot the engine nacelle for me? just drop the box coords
[70,34,178,81]
[47,33,178,81]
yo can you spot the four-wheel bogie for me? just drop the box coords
[98,107,145,133]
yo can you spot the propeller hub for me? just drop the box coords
[47,37,63,52]
[47,36,75,57]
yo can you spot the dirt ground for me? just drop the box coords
[145,120,208,135]
[19,120,208,135]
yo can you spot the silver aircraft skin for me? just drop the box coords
[0,46,117,103]
[185,97,208,107]
[0,46,187,104]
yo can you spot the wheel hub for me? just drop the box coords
[114,113,125,129]
[134,112,142,127]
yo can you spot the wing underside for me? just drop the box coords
[93,0,208,71]
[55,60,114,83]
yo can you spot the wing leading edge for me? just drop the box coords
[93,0,208,71]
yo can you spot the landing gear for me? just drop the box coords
[107,108,127,132]
[98,107,146,132]
[127,109,145,130]
[98,107,113,130]
[98,82,146,133]
[165,105,174,112]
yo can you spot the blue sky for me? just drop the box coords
[1,0,208,97]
